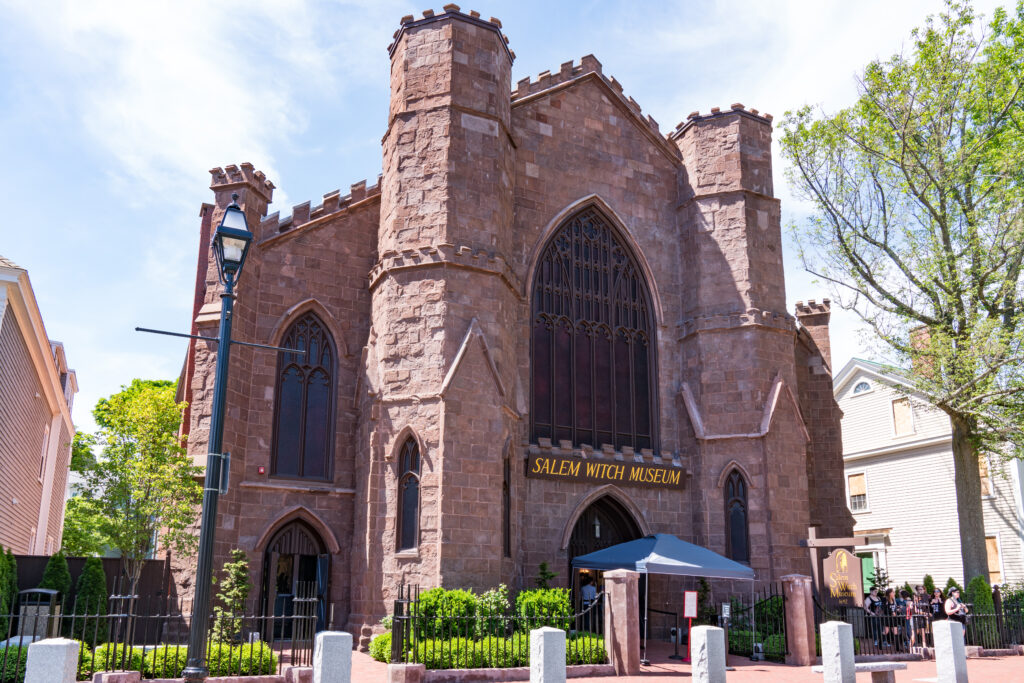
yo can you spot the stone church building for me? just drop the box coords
[179,6,852,644]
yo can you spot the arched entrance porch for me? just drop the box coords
[261,519,329,635]
[567,495,645,633]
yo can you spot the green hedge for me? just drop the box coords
[514,589,571,631]
[374,633,605,669]
[370,632,392,663]
[90,643,145,675]
[0,646,27,683]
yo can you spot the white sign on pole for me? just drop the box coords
[721,602,731,619]
[683,591,698,619]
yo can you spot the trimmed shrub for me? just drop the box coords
[514,588,571,631]
[69,557,108,641]
[415,638,487,670]
[0,646,27,683]
[89,643,145,674]
[966,575,994,612]
[923,575,936,595]
[480,633,529,668]
[4,550,17,598]
[566,633,606,665]
[945,577,963,594]
[369,632,392,663]
[141,644,188,678]
[416,588,478,638]
[475,584,510,637]
[38,551,72,597]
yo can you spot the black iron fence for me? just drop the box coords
[725,582,787,661]
[813,599,1024,656]
[0,589,317,681]
[389,585,607,670]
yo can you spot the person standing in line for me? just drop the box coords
[864,587,884,647]
[945,587,969,624]
[929,588,946,622]
[882,588,899,648]
[900,589,916,650]
[913,585,929,647]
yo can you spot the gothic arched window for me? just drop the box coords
[531,207,657,451]
[397,437,420,551]
[725,470,750,563]
[502,452,511,558]
[272,312,336,480]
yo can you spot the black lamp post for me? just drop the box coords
[183,193,253,681]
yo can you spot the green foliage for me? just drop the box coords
[534,562,557,589]
[370,632,392,663]
[780,0,1024,581]
[814,632,861,656]
[901,582,914,596]
[514,588,571,631]
[0,546,10,634]
[211,549,252,643]
[75,379,202,591]
[90,643,145,674]
[566,633,606,665]
[1002,579,1024,607]
[696,578,718,624]
[205,641,277,677]
[400,633,604,669]
[60,497,111,558]
[38,550,71,597]
[754,595,785,627]
[481,633,530,668]
[869,567,891,591]
[966,575,995,612]
[924,575,937,595]
[475,584,510,637]
[4,550,16,598]
[69,432,98,474]
[70,557,109,641]
[140,645,188,678]
[416,587,478,638]
[946,577,964,594]
[0,646,27,683]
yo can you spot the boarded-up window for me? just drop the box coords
[987,536,1002,585]
[848,473,868,512]
[892,398,914,436]
[979,458,992,497]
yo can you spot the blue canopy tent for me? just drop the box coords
[571,533,756,663]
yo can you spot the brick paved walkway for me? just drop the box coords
[350,640,1024,682]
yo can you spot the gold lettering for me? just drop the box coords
[629,467,643,482]
[569,461,580,477]
[669,470,680,486]
[586,462,599,478]
[531,458,543,474]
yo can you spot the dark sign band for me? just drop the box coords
[526,452,685,490]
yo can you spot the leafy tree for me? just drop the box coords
[534,562,557,589]
[781,0,1024,582]
[60,497,110,557]
[966,575,994,612]
[75,379,202,592]
[38,550,72,597]
[869,567,892,591]
[70,558,109,641]
[924,574,937,595]
[211,550,252,643]
[3,550,16,598]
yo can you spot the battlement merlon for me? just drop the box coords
[795,298,832,320]
[387,5,514,63]
[209,163,275,222]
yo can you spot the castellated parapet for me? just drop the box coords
[179,6,852,650]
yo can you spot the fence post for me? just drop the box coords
[390,599,405,664]
[602,569,640,675]
[933,620,968,683]
[781,574,815,666]
[530,627,566,683]
[313,631,352,683]
[24,637,79,683]
[690,626,726,683]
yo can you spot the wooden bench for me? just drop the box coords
[811,661,908,682]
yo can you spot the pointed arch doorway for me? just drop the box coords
[261,520,329,636]
[568,496,645,633]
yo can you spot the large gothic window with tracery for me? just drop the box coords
[725,470,750,563]
[272,312,336,480]
[531,207,657,451]
[397,437,420,551]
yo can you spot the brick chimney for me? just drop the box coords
[795,298,832,369]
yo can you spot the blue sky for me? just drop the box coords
[0,0,1009,434]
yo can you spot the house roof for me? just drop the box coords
[833,357,912,394]
[0,255,24,270]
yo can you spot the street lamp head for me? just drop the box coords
[213,193,253,283]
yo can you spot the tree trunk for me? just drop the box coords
[950,415,989,585]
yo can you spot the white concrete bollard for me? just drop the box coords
[690,626,727,683]
[24,637,79,683]
[820,621,855,683]
[933,620,969,683]
[313,631,353,683]
[530,627,566,683]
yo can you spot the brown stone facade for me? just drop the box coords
[179,7,851,646]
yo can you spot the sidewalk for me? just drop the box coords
[350,639,1024,682]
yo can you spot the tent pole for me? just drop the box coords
[750,580,756,661]
[641,573,650,666]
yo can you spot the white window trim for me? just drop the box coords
[846,469,870,514]
[890,395,917,438]
[851,380,874,397]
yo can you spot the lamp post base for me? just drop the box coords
[182,665,209,681]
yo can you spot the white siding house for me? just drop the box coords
[835,358,1024,589]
